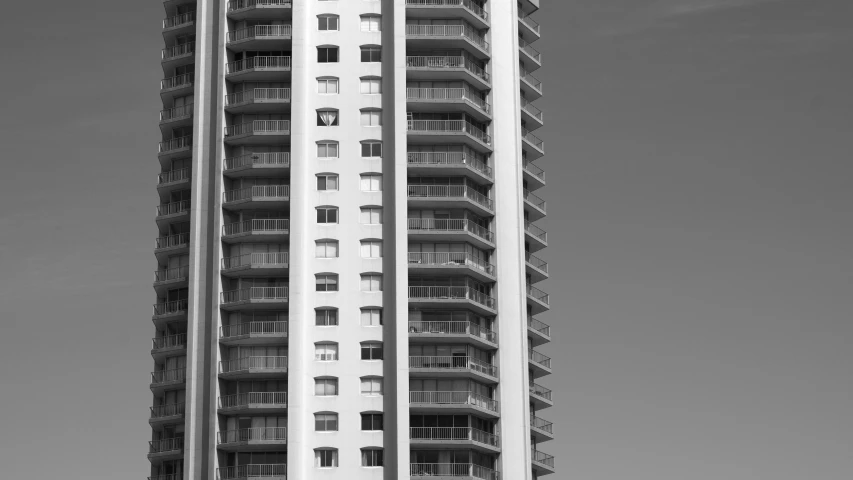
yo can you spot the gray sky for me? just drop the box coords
[0,0,851,478]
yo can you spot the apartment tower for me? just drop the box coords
[150,0,553,478]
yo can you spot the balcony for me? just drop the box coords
[520,98,543,127]
[530,414,554,441]
[407,24,490,58]
[408,218,495,250]
[151,333,187,361]
[529,349,552,377]
[406,56,490,89]
[227,25,292,51]
[519,67,543,100]
[224,152,290,177]
[159,103,193,128]
[217,427,287,450]
[527,316,551,346]
[218,464,287,480]
[162,42,195,63]
[222,219,289,243]
[148,437,184,460]
[518,38,541,70]
[524,221,547,251]
[163,12,195,32]
[157,168,191,193]
[410,427,500,453]
[408,252,495,284]
[220,287,288,310]
[409,355,498,383]
[407,120,492,151]
[156,200,190,227]
[219,356,288,379]
[409,286,496,315]
[407,151,493,182]
[408,320,497,350]
[158,135,192,161]
[221,321,288,345]
[223,185,289,210]
[531,449,556,475]
[160,73,194,97]
[154,266,189,293]
[409,390,499,418]
[227,0,292,21]
[407,87,491,120]
[529,382,553,408]
[226,56,291,81]
[410,463,499,480]
[224,120,289,145]
[521,127,545,159]
[527,284,550,313]
[408,185,494,216]
[150,368,186,393]
[152,299,188,325]
[225,88,291,114]
[526,252,549,282]
[222,252,288,278]
[149,403,185,425]
[155,233,189,262]
[405,0,489,29]
[523,188,547,220]
[518,13,541,39]
[219,392,287,414]
[522,160,545,188]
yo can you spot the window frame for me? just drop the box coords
[360,15,381,32]
[318,14,339,31]
[317,77,339,94]
[360,109,382,127]
[315,412,339,431]
[361,448,384,467]
[315,308,338,326]
[361,273,383,292]
[360,376,383,396]
[317,109,339,126]
[360,413,384,431]
[359,207,382,225]
[360,308,382,326]
[315,342,339,361]
[314,378,339,396]
[316,207,339,224]
[315,448,339,468]
[317,174,339,191]
[316,273,339,292]
[360,77,382,94]
[361,342,383,361]
[360,46,381,63]
[317,46,339,63]
[360,239,382,258]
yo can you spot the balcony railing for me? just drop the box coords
[148,475,183,480]
[531,449,555,468]
[221,287,288,304]
[522,160,545,181]
[409,355,498,377]
[158,168,190,186]
[408,218,494,244]
[218,427,287,444]
[160,103,193,122]
[225,152,290,171]
[409,390,499,412]
[408,120,491,145]
[524,221,547,243]
[153,299,188,317]
[407,151,492,178]
[228,0,292,12]
[224,185,289,203]
[221,321,288,338]
[226,56,291,74]
[407,88,490,113]
[406,55,490,83]
[521,127,544,151]
[518,38,541,62]
[163,11,195,29]
[149,436,184,454]
[161,73,194,91]
[408,252,494,276]
[523,189,547,212]
[228,25,292,43]
[410,464,499,480]
[518,13,541,34]
[151,368,186,385]
[527,316,551,337]
[526,252,548,273]
[159,135,192,154]
[529,349,552,369]
[409,286,496,310]
[527,284,550,305]
[406,0,489,22]
[223,252,288,269]
[521,98,543,121]
[223,219,289,236]
[410,427,499,447]
[162,42,195,60]
[225,120,290,137]
[220,356,288,373]
[408,185,494,211]
[154,265,189,283]
[406,25,489,52]
[529,382,552,400]
[219,392,287,409]
[157,200,190,217]
[152,333,187,350]
[156,233,189,250]
[226,88,291,106]
[520,68,542,94]
[218,464,287,480]
[150,402,185,419]
[531,415,553,434]
[408,320,496,343]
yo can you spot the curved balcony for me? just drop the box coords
[406,55,490,90]
[408,185,493,216]
[148,437,184,461]
[158,135,192,161]
[220,287,288,310]
[527,284,550,313]
[520,97,543,128]
[518,38,541,70]
[224,120,289,145]
[529,349,552,377]
[219,356,288,379]
[157,168,191,193]
[408,218,494,250]
[221,321,287,345]
[407,151,492,182]
[151,333,187,362]
[225,88,291,114]
[409,355,498,383]
[222,219,289,243]
[408,320,497,350]
[218,392,287,414]
[407,87,491,120]
[523,188,547,220]
[163,12,195,33]
[519,67,543,100]
[408,286,496,315]
[150,368,186,393]
[159,103,193,128]
[155,233,189,262]
[160,73,194,97]
[408,252,495,284]
[410,427,500,453]
[406,24,490,59]
[223,185,289,211]
[530,414,554,442]
[226,56,291,81]
[518,13,541,39]
[410,463,499,480]
[524,221,547,252]
[149,402,185,425]
[152,299,188,326]
[526,252,549,283]
[522,159,545,188]
[222,252,288,278]
[227,25,292,51]
[161,42,195,64]
[218,464,287,480]
[527,316,551,346]
[521,127,545,159]
[531,449,556,475]
[225,152,290,178]
[409,390,499,418]
[154,265,189,294]
[405,0,489,29]
[217,427,287,451]
[156,200,190,227]
[408,119,491,151]
[227,0,292,21]
[529,382,553,409]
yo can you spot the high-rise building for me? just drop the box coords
[150,0,552,478]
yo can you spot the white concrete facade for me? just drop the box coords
[150,0,553,479]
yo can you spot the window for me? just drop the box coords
[361,274,382,292]
[360,109,382,126]
[361,448,384,467]
[317,141,339,158]
[318,15,339,31]
[316,308,338,326]
[315,343,339,361]
[360,377,383,395]
[315,378,338,396]
[361,342,383,360]
[361,413,384,431]
[317,77,339,94]
[360,207,382,225]
[317,109,339,126]
[315,413,338,431]
[317,47,339,63]
[361,308,382,326]
[317,207,338,223]
[360,46,381,62]
[360,78,381,94]
[315,239,339,258]
[360,15,381,32]
[316,274,339,292]
[361,141,382,157]
[360,174,382,192]
[317,174,339,191]
[315,449,338,468]
[360,240,382,258]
